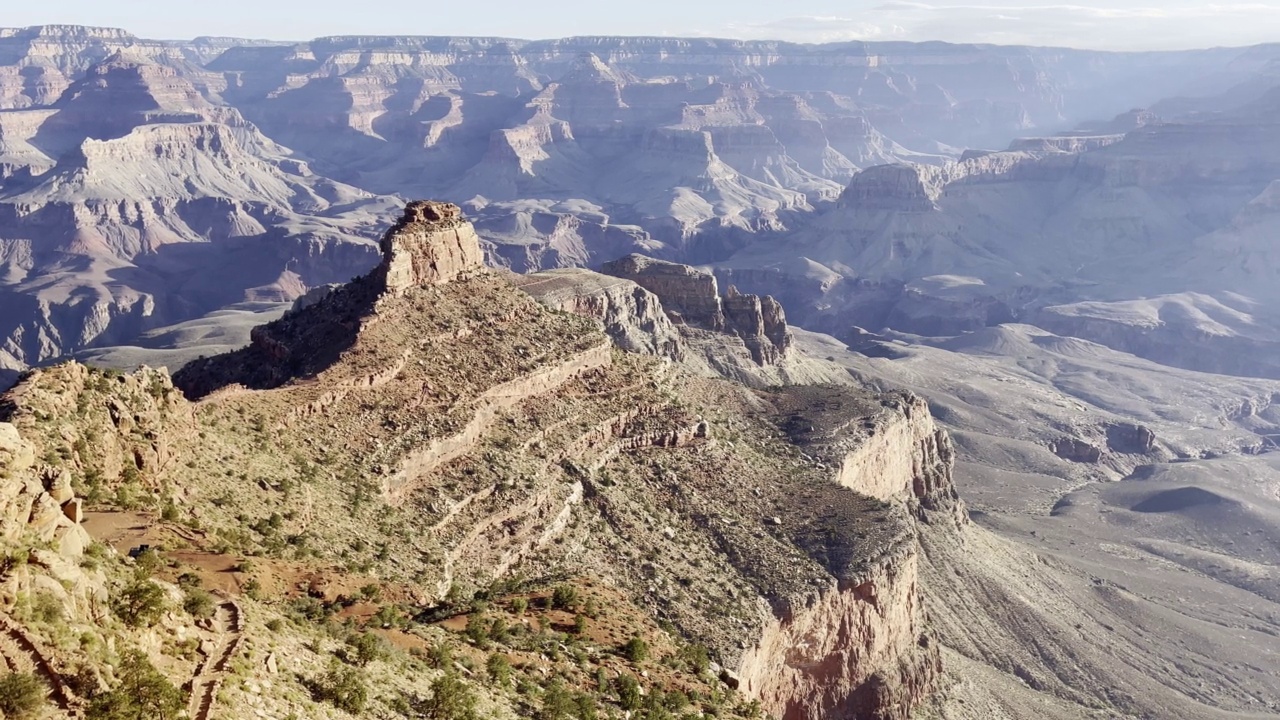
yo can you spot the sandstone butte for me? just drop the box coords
[0,200,968,720]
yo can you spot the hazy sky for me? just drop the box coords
[9,1,1280,50]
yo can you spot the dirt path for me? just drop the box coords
[0,614,80,715]
[187,600,244,720]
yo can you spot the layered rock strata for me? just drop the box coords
[5,202,966,720]
[602,254,793,366]
[510,268,684,360]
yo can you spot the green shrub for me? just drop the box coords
[344,632,386,667]
[511,597,528,614]
[681,644,711,675]
[29,591,64,625]
[310,663,368,714]
[537,679,574,720]
[488,616,508,643]
[113,579,166,627]
[550,585,577,611]
[421,672,477,720]
[242,577,262,601]
[86,650,183,720]
[464,614,489,648]
[622,636,649,663]
[426,642,453,669]
[615,673,642,711]
[132,548,163,575]
[182,589,215,619]
[0,672,47,718]
[486,652,511,687]
[574,693,598,720]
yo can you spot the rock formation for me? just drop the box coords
[602,254,793,366]
[376,201,485,292]
[510,268,684,360]
[174,201,483,396]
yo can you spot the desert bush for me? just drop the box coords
[537,679,574,720]
[28,591,64,624]
[622,636,649,663]
[615,673,642,710]
[0,672,47,718]
[132,548,163,575]
[422,672,478,720]
[681,644,711,675]
[310,662,368,714]
[182,588,214,619]
[344,631,386,667]
[113,578,166,627]
[86,650,183,719]
[551,585,578,611]
[465,613,490,648]
[426,642,453,669]
[486,652,511,687]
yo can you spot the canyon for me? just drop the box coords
[0,21,1278,720]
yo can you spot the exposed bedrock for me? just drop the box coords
[737,390,965,719]
[377,201,485,292]
[602,254,725,329]
[175,201,484,397]
[738,552,941,720]
[602,254,793,366]
[510,268,684,361]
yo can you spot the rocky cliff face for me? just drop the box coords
[510,268,684,360]
[734,387,965,720]
[376,201,485,292]
[602,254,793,366]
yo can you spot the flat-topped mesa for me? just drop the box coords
[602,254,793,366]
[838,164,946,211]
[375,201,485,293]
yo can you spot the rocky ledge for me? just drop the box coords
[603,254,793,365]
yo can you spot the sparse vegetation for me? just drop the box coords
[344,631,386,666]
[623,636,650,663]
[182,588,215,618]
[421,671,478,720]
[112,578,167,627]
[310,662,368,714]
[486,652,511,687]
[0,672,47,719]
[551,584,578,611]
[86,650,183,720]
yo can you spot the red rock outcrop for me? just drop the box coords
[376,201,485,293]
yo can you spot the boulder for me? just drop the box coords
[47,469,75,504]
[0,422,34,476]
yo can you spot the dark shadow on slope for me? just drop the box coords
[171,273,379,400]
[1130,486,1234,514]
